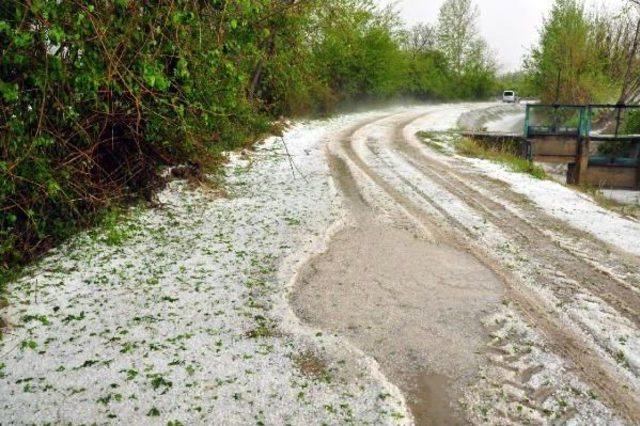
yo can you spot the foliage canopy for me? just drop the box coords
[0,0,497,274]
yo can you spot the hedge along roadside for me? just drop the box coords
[0,1,311,277]
[0,0,499,287]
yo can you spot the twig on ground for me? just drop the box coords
[279,136,308,182]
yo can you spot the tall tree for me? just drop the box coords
[525,0,612,103]
[436,0,481,74]
[435,0,496,98]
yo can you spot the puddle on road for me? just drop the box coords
[291,221,504,424]
[410,373,465,426]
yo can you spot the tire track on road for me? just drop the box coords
[331,109,640,423]
[392,125,640,331]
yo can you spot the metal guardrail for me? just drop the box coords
[524,105,587,138]
[464,105,640,188]
[523,104,640,188]
[524,104,640,139]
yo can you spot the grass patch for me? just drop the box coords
[0,271,16,305]
[245,315,278,339]
[417,131,456,155]
[424,140,449,154]
[101,210,134,246]
[456,138,547,180]
[576,185,640,220]
[293,351,331,382]
[457,138,640,219]
[417,130,457,140]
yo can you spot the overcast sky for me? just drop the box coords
[375,0,629,73]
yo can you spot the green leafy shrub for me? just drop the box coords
[0,0,500,281]
[0,1,288,271]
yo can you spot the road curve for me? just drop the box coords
[291,104,640,425]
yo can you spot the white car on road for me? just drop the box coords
[502,90,519,103]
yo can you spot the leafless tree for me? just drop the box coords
[620,0,640,103]
[403,23,437,56]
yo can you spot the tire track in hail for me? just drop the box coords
[389,125,640,331]
[331,109,640,423]
[326,108,445,240]
[333,108,469,245]
[319,107,502,425]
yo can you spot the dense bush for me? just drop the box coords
[404,50,453,100]
[1,0,498,276]
[1,1,288,269]
[311,3,406,104]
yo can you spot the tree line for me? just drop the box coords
[517,0,640,105]
[0,0,495,275]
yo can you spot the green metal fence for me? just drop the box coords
[524,104,640,165]
[524,104,640,139]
